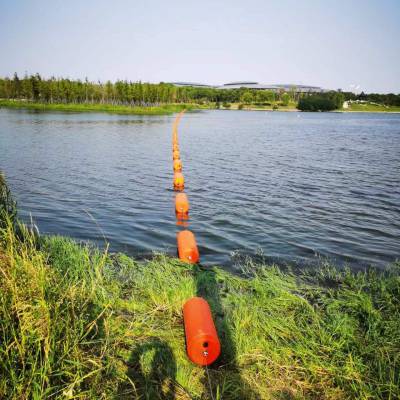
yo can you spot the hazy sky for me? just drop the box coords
[1,0,399,93]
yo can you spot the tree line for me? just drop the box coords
[297,90,400,111]
[1,73,398,109]
[0,73,296,106]
[0,73,187,105]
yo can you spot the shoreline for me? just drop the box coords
[217,107,400,113]
[0,99,196,116]
[1,99,400,115]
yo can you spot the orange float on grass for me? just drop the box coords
[173,172,185,190]
[173,159,182,172]
[177,230,199,263]
[183,297,221,366]
[175,192,189,215]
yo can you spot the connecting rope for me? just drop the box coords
[203,352,215,400]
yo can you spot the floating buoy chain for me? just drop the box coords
[171,111,221,367]
[172,110,198,263]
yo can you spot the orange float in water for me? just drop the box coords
[173,143,179,152]
[177,230,199,263]
[173,150,180,160]
[175,192,189,215]
[173,159,182,172]
[173,172,185,190]
[183,297,221,366]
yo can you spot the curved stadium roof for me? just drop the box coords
[169,82,214,88]
[223,81,259,86]
[218,82,324,92]
[168,81,325,92]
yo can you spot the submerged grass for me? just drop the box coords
[0,177,399,399]
[0,100,197,116]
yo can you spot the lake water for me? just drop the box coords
[1,108,399,270]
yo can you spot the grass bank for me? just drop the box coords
[346,102,400,113]
[0,100,198,116]
[0,175,399,399]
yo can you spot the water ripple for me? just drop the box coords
[1,109,399,269]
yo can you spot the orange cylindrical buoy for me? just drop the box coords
[177,230,199,263]
[173,143,179,152]
[173,172,185,190]
[173,159,182,172]
[183,297,221,366]
[173,150,180,160]
[175,192,189,215]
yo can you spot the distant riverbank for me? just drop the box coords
[0,99,197,115]
[219,102,400,113]
[345,102,400,113]
[1,99,400,115]
[0,99,299,114]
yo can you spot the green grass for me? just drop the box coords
[346,102,400,113]
[0,100,197,116]
[0,176,399,399]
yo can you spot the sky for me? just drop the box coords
[0,0,399,93]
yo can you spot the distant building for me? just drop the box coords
[168,81,326,93]
[168,82,215,88]
[218,82,325,93]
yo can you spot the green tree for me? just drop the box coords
[255,91,266,104]
[12,73,21,98]
[241,91,253,104]
[30,74,41,101]
[297,94,337,111]
[281,93,290,106]
[105,81,114,103]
